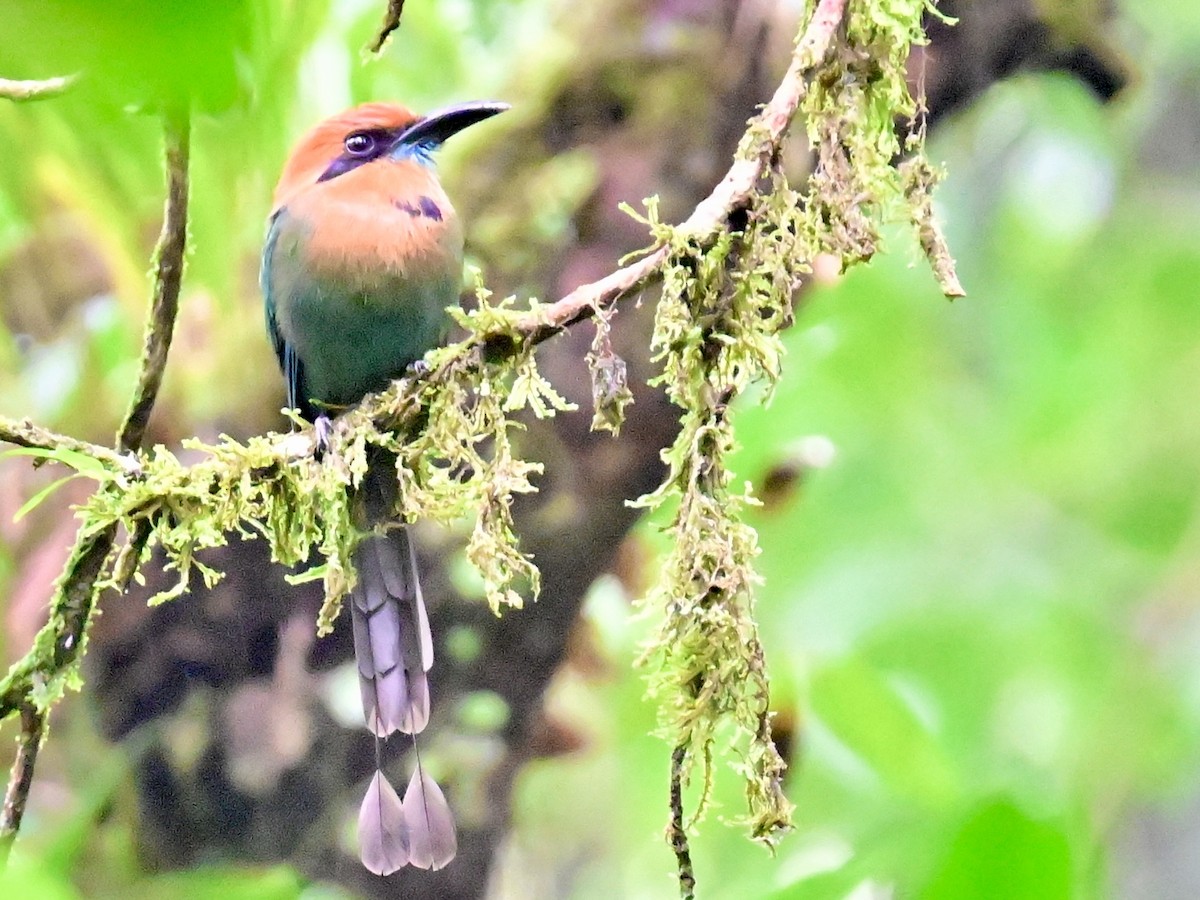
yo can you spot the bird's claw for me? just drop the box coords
[313,414,333,461]
[406,358,431,378]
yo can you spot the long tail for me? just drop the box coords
[350,489,456,874]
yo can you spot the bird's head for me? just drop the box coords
[272,100,508,212]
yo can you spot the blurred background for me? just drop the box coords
[1,0,1198,898]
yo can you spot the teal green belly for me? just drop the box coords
[283,276,455,410]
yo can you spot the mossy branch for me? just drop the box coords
[630,0,962,894]
[0,107,191,857]
[0,419,134,472]
[502,0,859,350]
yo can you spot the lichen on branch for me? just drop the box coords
[632,189,806,849]
[0,281,570,733]
[625,0,964,873]
[72,279,571,638]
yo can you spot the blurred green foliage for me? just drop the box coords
[1,1,1199,898]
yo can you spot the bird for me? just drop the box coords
[261,99,508,875]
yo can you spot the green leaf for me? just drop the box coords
[140,864,305,900]
[14,474,78,521]
[919,799,1073,900]
[810,655,959,806]
[0,858,79,900]
[284,564,327,586]
[0,446,111,478]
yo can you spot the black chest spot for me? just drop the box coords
[392,196,443,221]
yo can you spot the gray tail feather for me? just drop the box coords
[350,521,456,874]
[350,528,430,736]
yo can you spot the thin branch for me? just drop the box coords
[681,0,846,236]
[117,106,191,453]
[0,416,132,470]
[0,705,47,866]
[0,106,191,863]
[0,525,117,718]
[0,75,76,103]
[368,0,407,54]
[669,744,696,900]
[508,0,847,343]
[513,249,668,344]
[901,157,966,298]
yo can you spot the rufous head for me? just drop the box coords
[272,100,508,213]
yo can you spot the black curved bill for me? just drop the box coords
[394,101,510,149]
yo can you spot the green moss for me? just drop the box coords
[630,0,961,856]
[61,275,570,646]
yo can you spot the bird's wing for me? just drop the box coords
[261,210,311,418]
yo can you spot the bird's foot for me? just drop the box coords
[313,414,333,461]
[406,358,431,378]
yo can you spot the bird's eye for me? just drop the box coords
[344,132,377,157]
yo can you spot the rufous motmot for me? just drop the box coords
[262,100,508,875]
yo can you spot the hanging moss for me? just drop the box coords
[624,0,961,857]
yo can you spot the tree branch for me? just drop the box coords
[0,0,852,717]
[0,106,191,864]
[0,417,133,471]
[669,743,697,900]
[0,704,46,865]
[508,0,848,344]
[118,107,191,453]
[0,0,874,868]
[367,0,407,54]
[0,0,851,711]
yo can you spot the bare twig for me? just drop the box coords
[0,75,76,102]
[682,0,846,235]
[118,106,191,453]
[669,744,696,900]
[368,0,407,54]
[0,705,47,865]
[0,107,191,864]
